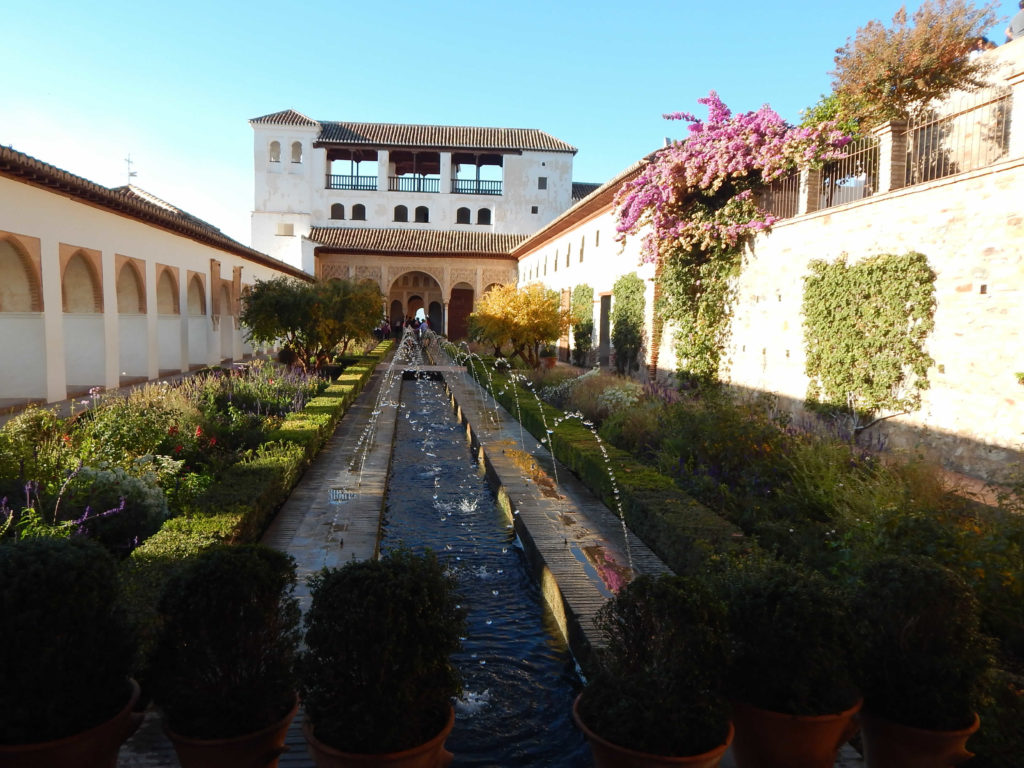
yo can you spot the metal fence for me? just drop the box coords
[905,86,1012,186]
[389,176,440,193]
[760,171,800,220]
[326,174,377,191]
[820,135,880,209]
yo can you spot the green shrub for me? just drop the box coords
[600,399,670,461]
[0,537,135,744]
[151,545,300,738]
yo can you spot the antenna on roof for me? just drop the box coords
[125,153,138,186]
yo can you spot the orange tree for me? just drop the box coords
[468,283,568,368]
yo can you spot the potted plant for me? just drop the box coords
[722,558,861,768]
[852,556,992,768]
[572,573,733,767]
[149,544,301,768]
[539,344,557,368]
[0,536,141,768]
[297,546,466,767]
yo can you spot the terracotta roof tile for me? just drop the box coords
[249,109,320,127]
[315,122,576,154]
[309,227,527,255]
[572,182,602,201]
[0,146,309,279]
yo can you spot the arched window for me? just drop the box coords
[414,206,429,223]
[331,203,345,220]
[269,141,281,163]
[156,269,179,314]
[187,275,206,316]
[0,238,40,312]
[352,204,366,221]
[116,262,145,313]
[476,208,491,225]
[62,252,101,313]
[394,205,408,223]
[291,141,303,163]
[456,207,471,225]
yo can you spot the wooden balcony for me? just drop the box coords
[326,174,378,191]
[388,176,440,193]
[451,179,502,195]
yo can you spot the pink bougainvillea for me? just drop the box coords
[615,92,851,262]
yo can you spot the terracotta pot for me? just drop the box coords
[859,710,980,768]
[0,678,143,768]
[572,695,733,768]
[542,355,556,369]
[730,698,862,768]
[165,695,299,768]
[302,705,454,768]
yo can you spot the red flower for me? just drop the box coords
[208,437,217,446]
[62,434,72,445]
[168,425,179,436]
[174,445,183,454]
[194,426,202,438]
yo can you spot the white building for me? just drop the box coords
[0,146,307,411]
[249,110,593,337]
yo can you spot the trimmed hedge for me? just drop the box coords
[480,363,745,573]
[124,342,391,672]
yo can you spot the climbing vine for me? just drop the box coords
[571,284,594,367]
[801,251,937,436]
[614,92,850,386]
[611,273,645,374]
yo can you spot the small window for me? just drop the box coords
[565,248,569,267]
[580,236,585,263]
[269,141,281,163]
[291,141,303,163]
[414,206,429,223]
[543,257,547,276]
[538,176,547,190]
[276,222,294,236]
[553,251,558,271]
[595,230,600,247]
[352,204,366,221]
[456,207,471,224]
[394,205,408,223]
[531,206,538,214]
[476,208,491,225]
[330,203,345,220]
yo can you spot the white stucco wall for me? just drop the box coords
[0,173,300,405]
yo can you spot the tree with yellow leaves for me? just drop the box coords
[468,283,569,368]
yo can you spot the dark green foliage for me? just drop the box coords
[610,272,645,374]
[486,370,742,572]
[722,559,858,715]
[571,283,595,366]
[297,548,466,753]
[151,545,300,738]
[577,574,731,756]
[599,399,670,462]
[0,537,134,744]
[853,556,992,730]
[802,252,936,435]
[659,241,742,388]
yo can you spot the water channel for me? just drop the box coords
[381,369,591,766]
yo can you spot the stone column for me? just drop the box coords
[442,300,449,335]
[798,167,822,215]
[40,236,67,403]
[377,149,389,192]
[872,120,908,194]
[439,152,452,194]
[101,249,120,390]
[1006,68,1024,160]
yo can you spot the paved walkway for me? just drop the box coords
[117,349,864,766]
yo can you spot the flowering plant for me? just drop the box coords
[613,93,850,384]
[615,92,851,261]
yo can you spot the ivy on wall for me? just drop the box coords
[571,284,595,367]
[802,251,937,435]
[611,273,646,374]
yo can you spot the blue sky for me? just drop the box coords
[2,0,1017,245]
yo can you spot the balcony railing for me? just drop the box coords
[904,86,1012,186]
[820,135,880,209]
[451,179,503,195]
[760,171,800,220]
[389,176,440,193]
[326,174,377,191]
